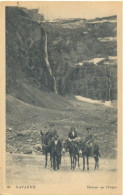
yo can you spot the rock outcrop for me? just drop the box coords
[6,7,117,101]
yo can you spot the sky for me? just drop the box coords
[7,2,121,20]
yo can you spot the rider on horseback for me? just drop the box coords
[85,127,93,145]
[85,127,94,157]
[68,127,77,141]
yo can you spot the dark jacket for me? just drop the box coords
[50,139,62,155]
[68,131,77,139]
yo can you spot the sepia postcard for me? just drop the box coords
[0,1,122,195]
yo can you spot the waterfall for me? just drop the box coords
[53,76,57,94]
[44,33,58,94]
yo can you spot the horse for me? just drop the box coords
[65,138,80,170]
[40,130,57,168]
[79,141,100,171]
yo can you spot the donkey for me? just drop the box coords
[40,130,57,168]
[65,139,80,170]
[79,141,100,171]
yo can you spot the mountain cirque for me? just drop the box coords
[6,7,117,158]
[6,7,117,100]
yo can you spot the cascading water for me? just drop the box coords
[53,76,57,94]
[44,32,58,94]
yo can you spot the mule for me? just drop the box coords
[40,130,57,168]
[79,141,100,171]
[79,142,91,171]
[65,139,80,170]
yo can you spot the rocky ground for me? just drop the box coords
[6,152,117,195]
[6,93,117,159]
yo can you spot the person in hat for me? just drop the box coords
[68,127,77,140]
[85,127,93,145]
[50,135,62,171]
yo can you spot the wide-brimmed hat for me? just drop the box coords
[54,134,58,139]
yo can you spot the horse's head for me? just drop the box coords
[40,131,50,145]
[50,129,57,138]
[68,140,79,154]
[78,141,86,151]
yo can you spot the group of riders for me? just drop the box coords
[41,126,100,171]
[68,126,93,143]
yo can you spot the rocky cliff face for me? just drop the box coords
[44,16,117,100]
[6,7,117,101]
[6,7,55,96]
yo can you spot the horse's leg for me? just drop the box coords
[74,156,76,169]
[94,157,96,170]
[73,156,75,169]
[78,154,80,168]
[59,154,61,164]
[96,159,98,169]
[45,152,48,168]
[87,156,89,171]
[71,156,74,170]
[50,153,52,167]
[70,155,72,169]
[53,154,55,170]
[73,156,76,169]
[83,156,85,171]
[71,156,72,169]
[97,156,99,169]
[75,155,77,169]
[50,153,53,168]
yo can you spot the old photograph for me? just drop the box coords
[0,1,122,195]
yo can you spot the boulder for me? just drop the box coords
[14,149,21,153]
[17,130,31,137]
[23,149,32,154]
[33,144,42,151]
[7,127,13,131]
[27,139,33,142]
